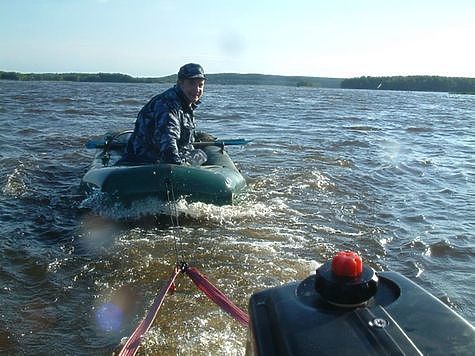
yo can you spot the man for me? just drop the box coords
[123,63,207,165]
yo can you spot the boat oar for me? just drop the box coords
[84,138,128,149]
[192,138,252,148]
[85,138,252,149]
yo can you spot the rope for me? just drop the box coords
[185,266,250,327]
[165,176,185,265]
[118,266,181,356]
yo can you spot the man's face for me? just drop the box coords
[180,78,205,104]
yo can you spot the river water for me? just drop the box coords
[0,80,474,354]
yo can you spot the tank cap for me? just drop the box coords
[315,251,378,307]
[332,251,363,277]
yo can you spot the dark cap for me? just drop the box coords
[178,63,206,80]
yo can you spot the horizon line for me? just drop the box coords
[1,69,474,80]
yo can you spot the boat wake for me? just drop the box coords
[79,189,272,226]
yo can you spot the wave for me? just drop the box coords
[406,127,434,133]
[345,125,382,132]
[115,99,143,106]
[2,162,29,198]
[63,108,97,115]
[428,240,474,259]
[51,97,77,104]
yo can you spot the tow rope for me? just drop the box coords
[118,266,181,356]
[116,177,249,355]
[185,266,250,327]
[117,264,249,356]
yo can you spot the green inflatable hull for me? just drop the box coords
[81,133,247,206]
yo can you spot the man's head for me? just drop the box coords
[177,63,206,104]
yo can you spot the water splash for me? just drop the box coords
[2,163,29,197]
[80,189,274,225]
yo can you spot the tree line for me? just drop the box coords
[1,70,473,93]
[0,70,342,88]
[0,71,174,83]
[341,76,475,93]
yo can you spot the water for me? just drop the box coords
[0,80,474,354]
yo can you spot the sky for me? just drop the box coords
[1,0,474,78]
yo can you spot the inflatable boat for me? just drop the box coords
[81,131,247,206]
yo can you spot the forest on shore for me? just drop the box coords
[341,75,475,94]
[1,70,474,93]
[0,71,341,88]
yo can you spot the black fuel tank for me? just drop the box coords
[247,264,474,355]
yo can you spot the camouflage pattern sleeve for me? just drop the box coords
[156,110,182,164]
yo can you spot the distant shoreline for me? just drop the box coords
[0,70,342,88]
[341,75,475,94]
[1,70,474,93]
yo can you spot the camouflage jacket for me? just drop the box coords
[124,85,198,164]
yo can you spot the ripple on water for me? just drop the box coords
[2,163,30,198]
[427,239,474,260]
